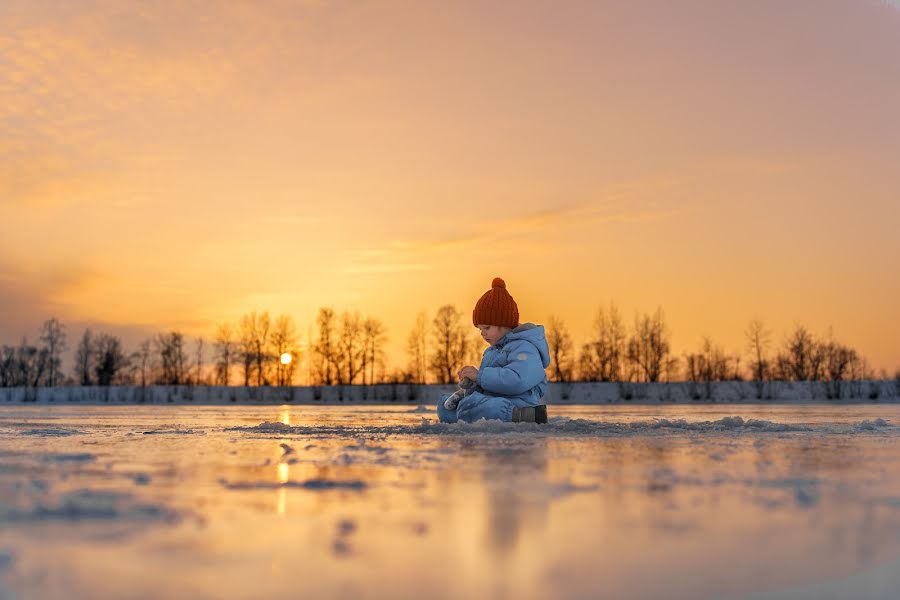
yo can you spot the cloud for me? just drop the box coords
[0,255,97,343]
[336,184,687,275]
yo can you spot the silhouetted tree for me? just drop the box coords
[312,308,338,385]
[626,308,671,383]
[336,310,364,385]
[73,329,94,386]
[776,324,817,381]
[213,323,235,386]
[237,311,270,386]
[193,338,205,385]
[270,314,299,386]
[684,337,732,387]
[744,318,771,397]
[546,315,574,382]
[155,331,188,385]
[429,305,471,384]
[361,317,386,385]
[94,334,128,386]
[579,303,626,382]
[0,346,15,387]
[133,339,152,387]
[406,311,428,384]
[820,328,860,398]
[0,339,48,388]
[39,318,66,387]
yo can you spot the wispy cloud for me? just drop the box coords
[337,180,690,275]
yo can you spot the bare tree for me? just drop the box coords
[626,307,671,383]
[684,337,731,381]
[253,311,271,386]
[361,317,386,385]
[270,314,299,386]
[0,339,48,389]
[777,324,817,381]
[429,305,471,384]
[546,315,574,382]
[238,311,271,386]
[73,329,94,386]
[821,328,859,398]
[745,318,771,385]
[579,303,627,382]
[94,334,128,386]
[193,338,205,385]
[0,345,15,387]
[312,308,338,385]
[155,331,188,385]
[133,339,152,387]
[39,318,66,387]
[213,323,235,386]
[406,311,428,384]
[336,311,364,385]
[745,319,769,378]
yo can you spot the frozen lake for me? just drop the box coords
[1,405,899,600]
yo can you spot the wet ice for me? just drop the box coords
[0,404,899,600]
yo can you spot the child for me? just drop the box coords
[437,277,550,424]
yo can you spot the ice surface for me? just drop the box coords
[1,404,899,600]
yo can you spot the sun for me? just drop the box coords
[280,353,292,365]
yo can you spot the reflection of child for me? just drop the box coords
[438,277,550,424]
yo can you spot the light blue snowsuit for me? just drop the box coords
[438,323,550,423]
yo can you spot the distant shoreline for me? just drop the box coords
[1,380,897,405]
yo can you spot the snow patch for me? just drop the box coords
[21,428,83,437]
[0,489,177,523]
[141,429,204,435]
[40,453,96,463]
[343,442,389,455]
[0,550,16,573]
[218,478,367,491]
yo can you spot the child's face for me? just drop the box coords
[477,324,508,346]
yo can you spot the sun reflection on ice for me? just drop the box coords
[276,462,289,516]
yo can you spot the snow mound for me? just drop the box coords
[224,415,897,438]
[225,421,294,433]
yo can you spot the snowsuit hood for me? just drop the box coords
[497,323,551,369]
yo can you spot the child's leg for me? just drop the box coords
[437,393,459,423]
[456,393,514,423]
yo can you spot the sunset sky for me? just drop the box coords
[2,0,899,374]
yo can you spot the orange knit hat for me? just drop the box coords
[472,277,519,328]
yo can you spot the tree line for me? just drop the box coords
[1,305,896,388]
[544,304,890,388]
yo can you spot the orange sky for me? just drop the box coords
[2,0,899,374]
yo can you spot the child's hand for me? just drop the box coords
[458,366,478,382]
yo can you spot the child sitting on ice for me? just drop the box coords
[438,277,550,424]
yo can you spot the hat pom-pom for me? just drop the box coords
[491,277,506,289]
